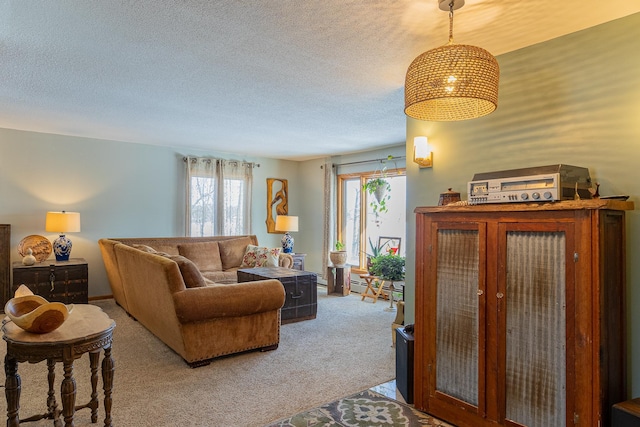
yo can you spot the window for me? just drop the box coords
[337,169,406,273]
[189,175,218,236]
[185,157,253,237]
[221,176,248,235]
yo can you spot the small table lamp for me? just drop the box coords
[275,215,298,254]
[45,211,81,261]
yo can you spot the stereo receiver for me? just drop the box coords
[468,164,592,205]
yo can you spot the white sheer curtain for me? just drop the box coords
[185,157,218,237]
[322,159,337,279]
[219,160,252,235]
[185,157,253,236]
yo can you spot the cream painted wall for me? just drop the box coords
[405,13,640,395]
[0,128,300,297]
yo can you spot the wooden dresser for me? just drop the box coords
[414,200,633,427]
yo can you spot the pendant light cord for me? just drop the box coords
[448,1,455,44]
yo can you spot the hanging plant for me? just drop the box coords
[363,177,391,214]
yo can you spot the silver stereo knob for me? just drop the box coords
[544,191,552,199]
[532,192,540,200]
[521,193,529,200]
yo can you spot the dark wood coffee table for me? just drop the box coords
[238,267,317,324]
[3,304,116,427]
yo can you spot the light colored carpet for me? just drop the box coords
[0,289,397,426]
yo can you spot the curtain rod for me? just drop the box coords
[323,155,406,168]
[182,156,260,168]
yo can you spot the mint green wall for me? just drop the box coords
[0,128,299,297]
[405,13,640,395]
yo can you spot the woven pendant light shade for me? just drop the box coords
[404,1,500,121]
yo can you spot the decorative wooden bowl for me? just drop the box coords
[17,235,52,262]
[4,294,71,334]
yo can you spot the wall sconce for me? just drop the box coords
[413,136,433,168]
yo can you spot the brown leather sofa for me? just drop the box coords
[99,235,289,367]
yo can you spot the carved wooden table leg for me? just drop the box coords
[102,346,115,427]
[47,358,62,425]
[89,352,100,422]
[61,358,77,427]
[4,354,20,427]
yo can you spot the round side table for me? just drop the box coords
[3,304,116,427]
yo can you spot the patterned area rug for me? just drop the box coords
[263,390,453,427]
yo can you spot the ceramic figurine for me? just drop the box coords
[22,247,36,266]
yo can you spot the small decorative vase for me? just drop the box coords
[22,248,37,266]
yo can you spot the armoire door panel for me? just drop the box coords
[502,229,568,426]
[435,228,481,407]
[427,221,488,423]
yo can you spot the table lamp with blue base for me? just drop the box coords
[275,215,298,254]
[46,211,81,261]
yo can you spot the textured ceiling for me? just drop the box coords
[1,1,639,160]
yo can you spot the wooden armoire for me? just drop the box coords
[414,200,633,427]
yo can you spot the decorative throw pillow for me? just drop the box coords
[260,247,281,267]
[177,242,223,272]
[218,236,254,270]
[165,254,207,288]
[241,245,281,268]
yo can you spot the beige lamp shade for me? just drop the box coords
[45,211,81,233]
[275,215,299,232]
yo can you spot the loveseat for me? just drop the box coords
[99,235,290,367]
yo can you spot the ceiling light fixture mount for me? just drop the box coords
[404,0,500,121]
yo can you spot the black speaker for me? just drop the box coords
[395,326,414,404]
[612,398,640,427]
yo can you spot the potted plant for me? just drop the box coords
[365,237,383,273]
[370,253,405,311]
[369,254,405,283]
[363,177,391,214]
[329,241,347,267]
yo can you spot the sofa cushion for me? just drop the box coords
[178,241,223,272]
[201,270,238,284]
[164,254,207,288]
[241,245,281,268]
[132,244,158,253]
[154,244,180,255]
[217,236,253,270]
